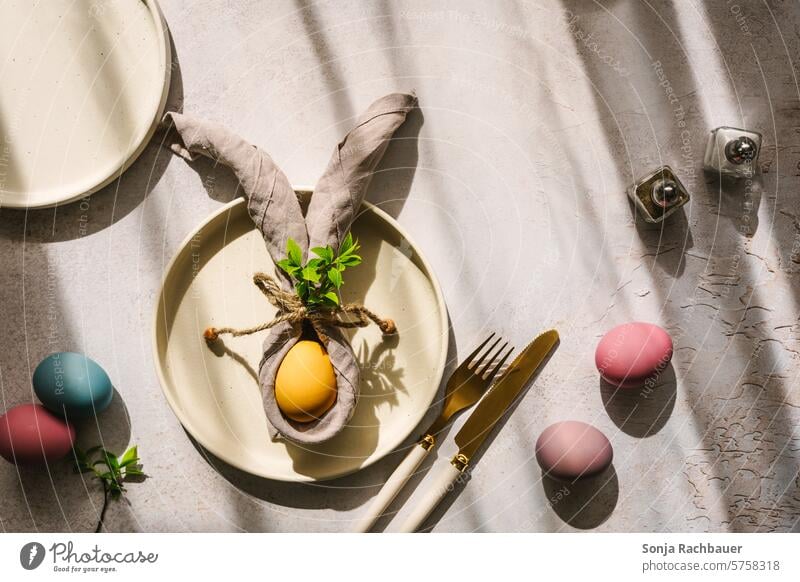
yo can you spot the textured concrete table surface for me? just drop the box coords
[1,0,799,533]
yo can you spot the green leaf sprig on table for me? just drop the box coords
[276,232,362,310]
[73,445,145,533]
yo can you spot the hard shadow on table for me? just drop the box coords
[542,465,619,530]
[293,0,356,123]
[600,363,677,438]
[555,0,707,187]
[293,0,421,219]
[554,0,701,287]
[188,438,363,512]
[702,0,800,309]
[700,3,800,531]
[632,201,694,279]
[364,106,424,220]
[702,169,762,238]
[186,429,409,514]
[0,30,183,243]
[412,341,560,532]
[658,1,796,530]
[73,388,133,456]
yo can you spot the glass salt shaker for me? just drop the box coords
[703,126,762,178]
[627,166,690,224]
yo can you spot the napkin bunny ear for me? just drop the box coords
[306,92,418,250]
[163,91,418,264]
[161,112,309,278]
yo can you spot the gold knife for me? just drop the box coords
[398,329,559,532]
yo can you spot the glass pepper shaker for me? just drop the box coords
[703,126,762,178]
[627,166,690,224]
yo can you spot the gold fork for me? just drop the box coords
[353,333,513,532]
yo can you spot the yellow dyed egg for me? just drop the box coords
[275,340,338,423]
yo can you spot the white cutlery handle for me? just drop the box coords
[353,442,430,532]
[398,461,462,533]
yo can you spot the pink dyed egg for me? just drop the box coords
[0,404,76,465]
[535,421,613,480]
[595,322,673,388]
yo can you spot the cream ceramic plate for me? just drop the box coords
[0,0,170,208]
[153,194,448,482]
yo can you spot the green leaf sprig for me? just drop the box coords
[73,445,145,532]
[276,232,362,309]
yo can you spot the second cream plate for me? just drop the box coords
[153,193,448,482]
[0,0,170,208]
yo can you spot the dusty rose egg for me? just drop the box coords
[535,421,613,480]
[595,322,673,388]
[0,404,76,465]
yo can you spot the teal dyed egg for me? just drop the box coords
[33,353,113,420]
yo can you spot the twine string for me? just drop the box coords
[203,272,396,345]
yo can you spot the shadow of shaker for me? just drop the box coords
[703,168,762,238]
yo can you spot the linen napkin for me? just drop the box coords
[163,92,417,443]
